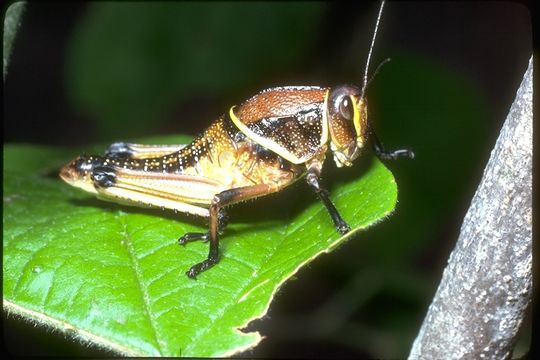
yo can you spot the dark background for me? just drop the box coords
[3,1,532,358]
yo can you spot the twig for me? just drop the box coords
[3,2,26,80]
[409,56,532,359]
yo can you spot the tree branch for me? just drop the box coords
[3,2,26,81]
[409,56,532,359]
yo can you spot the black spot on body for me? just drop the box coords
[223,115,244,142]
[75,155,102,173]
[253,143,294,172]
[105,142,133,158]
[92,166,117,188]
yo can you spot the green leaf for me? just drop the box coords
[3,141,397,356]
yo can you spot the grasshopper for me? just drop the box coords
[60,1,413,279]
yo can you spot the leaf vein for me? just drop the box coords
[117,215,164,356]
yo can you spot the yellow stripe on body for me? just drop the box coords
[97,186,210,217]
[229,104,328,165]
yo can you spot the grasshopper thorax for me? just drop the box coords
[326,85,368,167]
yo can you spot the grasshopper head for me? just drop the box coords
[59,155,101,194]
[326,85,368,167]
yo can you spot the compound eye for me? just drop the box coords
[339,96,354,120]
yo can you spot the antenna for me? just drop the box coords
[361,0,385,99]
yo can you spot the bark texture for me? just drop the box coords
[409,56,532,359]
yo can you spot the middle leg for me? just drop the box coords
[306,161,351,235]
